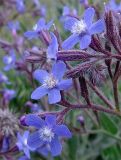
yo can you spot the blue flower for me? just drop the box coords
[16,131,34,159]
[62,6,77,17]
[7,21,20,32]
[31,61,72,104]
[47,32,58,61]
[30,103,43,113]
[0,72,8,83]
[106,0,121,12]
[33,0,46,17]
[60,6,78,22]
[3,89,16,101]
[80,0,88,5]
[3,49,16,71]
[25,101,43,113]
[40,5,47,17]
[24,18,53,40]
[25,114,72,156]
[16,0,26,13]
[62,7,105,49]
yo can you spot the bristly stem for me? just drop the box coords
[86,80,114,109]
[113,81,119,111]
[59,100,121,117]
[112,63,121,111]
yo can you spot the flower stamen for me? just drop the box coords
[71,20,87,34]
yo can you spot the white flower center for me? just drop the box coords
[6,56,13,64]
[39,126,54,142]
[33,24,37,31]
[23,138,27,146]
[71,20,87,34]
[43,75,58,89]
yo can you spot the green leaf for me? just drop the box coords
[102,145,121,160]
[68,136,78,160]
[100,113,118,135]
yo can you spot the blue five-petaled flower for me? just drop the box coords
[16,131,34,159]
[25,114,72,156]
[3,49,16,71]
[31,61,72,104]
[62,7,105,49]
[24,18,53,40]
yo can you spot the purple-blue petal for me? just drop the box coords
[31,86,48,100]
[36,18,46,30]
[62,34,79,50]
[7,21,20,31]
[64,17,79,31]
[48,88,61,104]
[80,34,91,49]
[23,131,29,140]
[37,145,49,157]
[16,0,26,13]
[83,7,95,27]
[46,20,53,30]
[23,148,30,159]
[16,134,23,150]
[27,131,43,149]
[54,125,72,138]
[25,114,45,128]
[4,65,12,71]
[24,31,38,39]
[63,6,70,16]
[33,69,49,83]
[51,61,66,80]
[17,133,23,142]
[45,115,56,127]
[89,19,105,35]
[58,79,72,90]
[50,136,62,156]
[47,32,58,60]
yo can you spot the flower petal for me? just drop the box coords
[58,79,72,90]
[25,114,45,128]
[31,86,48,100]
[48,88,61,104]
[47,32,58,60]
[80,34,91,49]
[64,17,79,31]
[62,34,79,50]
[17,133,23,145]
[83,7,95,27]
[33,69,49,83]
[89,19,105,35]
[27,131,43,149]
[23,131,29,140]
[24,31,38,39]
[46,20,53,30]
[54,125,72,138]
[50,136,62,156]
[45,115,56,126]
[52,61,66,80]
[36,18,46,30]
[23,148,30,159]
